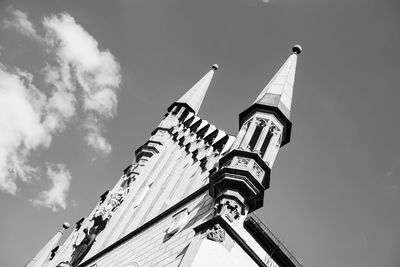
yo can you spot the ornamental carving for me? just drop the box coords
[95,188,126,220]
[252,162,264,179]
[206,224,225,243]
[236,157,250,168]
[256,118,267,127]
[130,160,146,174]
[214,199,241,222]
[62,187,128,267]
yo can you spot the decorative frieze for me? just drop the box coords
[221,155,265,183]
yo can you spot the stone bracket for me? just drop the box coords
[193,216,268,267]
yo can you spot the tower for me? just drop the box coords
[28,46,303,267]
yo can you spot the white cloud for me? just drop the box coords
[2,7,42,41]
[43,13,121,154]
[0,8,122,209]
[32,164,71,212]
[86,132,112,155]
[83,115,112,155]
[0,66,50,194]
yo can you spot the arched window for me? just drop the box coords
[260,128,274,157]
[247,119,265,151]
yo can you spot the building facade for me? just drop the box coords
[27,45,303,267]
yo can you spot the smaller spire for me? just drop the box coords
[176,64,218,114]
[25,222,70,267]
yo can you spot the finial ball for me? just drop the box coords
[63,222,70,229]
[212,64,219,71]
[292,45,302,55]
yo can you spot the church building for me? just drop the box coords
[26,45,304,267]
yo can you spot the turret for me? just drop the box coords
[209,45,302,217]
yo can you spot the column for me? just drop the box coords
[239,118,257,151]
[231,121,249,150]
[263,128,281,165]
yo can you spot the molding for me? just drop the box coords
[168,102,196,115]
[151,127,173,136]
[219,150,271,183]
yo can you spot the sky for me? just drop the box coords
[0,0,399,266]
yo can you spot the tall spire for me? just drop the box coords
[239,45,302,146]
[175,64,218,114]
[253,45,302,120]
[25,222,69,267]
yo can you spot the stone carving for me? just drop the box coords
[121,165,137,189]
[121,174,133,189]
[206,224,225,243]
[63,189,125,267]
[75,217,85,231]
[236,157,250,168]
[252,162,264,179]
[69,227,98,266]
[269,124,279,138]
[95,188,126,220]
[214,199,241,222]
[256,118,267,127]
[61,162,135,267]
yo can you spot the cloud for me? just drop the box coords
[0,66,50,194]
[42,63,77,132]
[43,13,121,154]
[2,7,42,41]
[0,8,122,209]
[32,164,71,212]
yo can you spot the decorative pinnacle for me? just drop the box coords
[212,64,219,71]
[62,222,70,229]
[292,45,302,55]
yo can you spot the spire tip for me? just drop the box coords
[212,64,219,71]
[63,222,70,229]
[292,45,302,55]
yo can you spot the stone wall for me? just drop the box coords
[82,192,215,267]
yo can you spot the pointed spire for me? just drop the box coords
[239,45,302,147]
[253,45,302,119]
[25,222,70,267]
[175,64,218,114]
